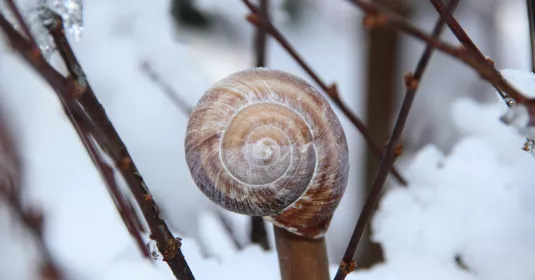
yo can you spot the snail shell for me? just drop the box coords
[185,68,349,238]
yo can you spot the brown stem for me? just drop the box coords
[0,106,64,280]
[359,0,408,267]
[334,1,459,279]
[0,183,64,280]
[427,0,508,104]
[242,0,407,186]
[274,226,330,280]
[347,0,529,105]
[62,97,150,257]
[139,61,192,116]
[254,0,269,68]
[0,8,195,280]
[528,0,535,73]
[81,131,150,258]
[43,12,195,280]
[5,0,37,46]
[249,0,271,251]
[138,60,246,251]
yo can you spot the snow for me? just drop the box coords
[1,0,535,279]
[365,97,535,280]
[496,69,535,138]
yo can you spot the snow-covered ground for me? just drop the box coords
[0,0,534,279]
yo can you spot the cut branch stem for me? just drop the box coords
[274,226,330,280]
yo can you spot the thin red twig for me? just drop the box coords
[242,0,407,186]
[347,0,529,105]
[0,7,195,280]
[334,1,459,279]
[138,60,250,252]
[5,0,38,47]
[0,109,64,280]
[82,132,150,259]
[139,61,192,116]
[427,0,508,103]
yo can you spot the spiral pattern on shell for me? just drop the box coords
[185,68,349,238]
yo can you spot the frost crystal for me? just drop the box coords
[500,104,535,139]
[146,240,163,261]
[500,103,529,129]
[522,138,535,156]
[42,0,83,40]
[497,69,535,153]
[6,0,84,59]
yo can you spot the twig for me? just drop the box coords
[427,0,508,103]
[5,0,38,47]
[347,0,529,105]
[334,1,459,278]
[242,0,407,186]
[216,211,244,250]
[55,86,149,258]
[0,110,64,280]
[139,61,192,116]
[1,186,65,280]
[138,60,247,252]
[81,130,150,259]
[250,0,271,251]
[528,0,535,73]
[254,0,269,68]
[59,90,150,258]
[41,11,195,280]
[0,7,195,280]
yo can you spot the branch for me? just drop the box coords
[528,0,535,73]
[427,0,508,103]
[334,1,459,278]
[0,185,64,280]
[5,0,38,47]
[139,61,192,116]
[41,11,195,280]
[254,0,269,68]
[138,60,247,252]
[0,109,64,280]
[242,0,407,186]
[250,0,271,251]
[81,129,150,259]
[347,0,529,105]
[0,7,195,280]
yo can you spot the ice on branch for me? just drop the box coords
[497,69,535,145]
[41,0,83,39]
[7,0,84,58]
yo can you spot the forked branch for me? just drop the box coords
[347,0,530,105]
[0,4,194,280]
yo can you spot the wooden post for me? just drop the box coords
[274,226,330,280]
[361,0,409,268]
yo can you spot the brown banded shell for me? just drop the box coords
[185,68,349,238]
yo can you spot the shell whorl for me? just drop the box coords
[185,68,349,238]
